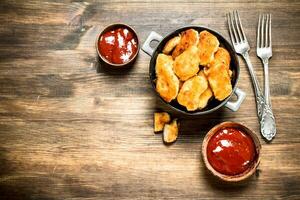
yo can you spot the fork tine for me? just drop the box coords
[229,12,239,43]
[227,13,237,44]
[269,14,272,47]
[257,14,262,48]
[265,14,269,47]
[233,10,243,42]
[261,14,265,48]
[236,11,246,41]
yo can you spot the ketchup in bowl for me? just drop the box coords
[206,127,257,176]
[98,26,138,65]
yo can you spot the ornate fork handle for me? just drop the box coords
[261,59,276,141]
[242,52,264,118]
[242,52,276,141]
[260,102,276,141]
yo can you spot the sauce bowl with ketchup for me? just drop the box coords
[202,122,261,182]
[96,23,139,68]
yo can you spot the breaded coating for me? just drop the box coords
[163,119,179,144]
[198,87,213,109]
[206,63,232,101]
[162,36,181,55]
[154,112,171,133]
[177,74,208,111]
[209,47,231,69]
[173,46,200,81]
[155,28,234,111]
[228,69,233,77]
[172,29,199,58]
[198,30,219,66]
[203,67,210,76]
[155,54,180,102]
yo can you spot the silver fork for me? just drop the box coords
[257,14,276,141]
[227,10,276,141]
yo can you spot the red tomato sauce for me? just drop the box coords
[98,27,138,64]
[207,127,256,176]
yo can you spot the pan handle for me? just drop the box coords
[225,88,246,112]
[142,31,163,56]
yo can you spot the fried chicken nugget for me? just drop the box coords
[155,54,180,102]
[173,46,200,81]
[204,65,232,78]
[177,73,208,111]
[209,47,231,68]
[206,63,232,101]
[198,87,213,109]
[209,47,232,77]
[163,36,181,55]
[198,30,219,66]
[154,112,171,133]
[198,71,213,109]
[172,29,199,58]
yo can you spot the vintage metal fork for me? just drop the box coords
[256,14,276,141]
[227,11,276,141]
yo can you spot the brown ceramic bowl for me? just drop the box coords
[95,23,140,68]
[202,122,261,182]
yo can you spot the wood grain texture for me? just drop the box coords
[0,0,299,199]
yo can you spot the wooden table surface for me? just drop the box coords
[0,1,299,199]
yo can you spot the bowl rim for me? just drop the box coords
[95,23,140,67]
[148,25,240,116]
[201,121,261,182]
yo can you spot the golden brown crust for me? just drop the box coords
[209,47,232,78]
[198,87,213,109]
[209,47,231,69]
[155,54,180,102]
[228,69,233,77]
[172,29,199,58]
[173,46,200,81]
[198,30,219,66]
[206,63,232,101]
[163,119,179,144]
[162,36,181,55]
[177,73,208,111]
[155,28,233,110]
[154,112,171,133]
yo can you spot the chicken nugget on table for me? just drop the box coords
[154,112,171,133]
[163,119,179,144]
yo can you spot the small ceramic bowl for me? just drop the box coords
[95,23,140,68]
[202,121,261,182]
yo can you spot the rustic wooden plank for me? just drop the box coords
[0,0,299,199]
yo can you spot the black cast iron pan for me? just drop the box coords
[142,26,246,116]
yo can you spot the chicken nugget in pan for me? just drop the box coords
[198,30,219,66]
[173,46,200,81]
[209,47,231,69]
[177,73,208,111]
[155,54,180,102]
[172,29,199,58]
[163,36,181,55]
[206,63,232,101]
[198,87,213,110]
